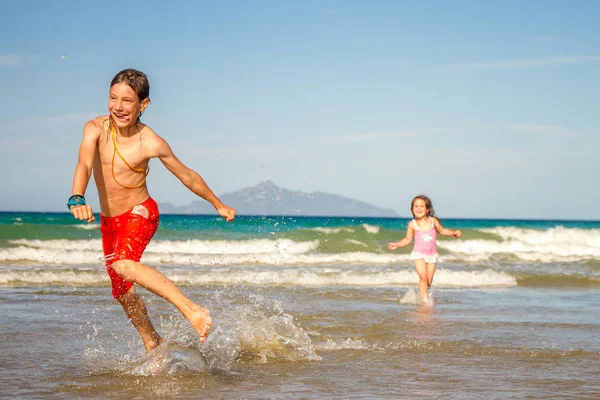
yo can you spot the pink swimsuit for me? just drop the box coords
[410,218,439,263]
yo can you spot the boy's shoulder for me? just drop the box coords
[81,115,108,138]
[84,115,109,130]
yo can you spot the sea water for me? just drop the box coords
[1,213,599,398]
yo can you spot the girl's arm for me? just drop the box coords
[388,225,415,251]
[433,218,462,238]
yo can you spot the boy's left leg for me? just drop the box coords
[117,286,163,351]
[101,198,166,350]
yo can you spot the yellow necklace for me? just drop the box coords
[110,118,149,189]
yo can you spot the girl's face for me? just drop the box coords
[108,83,149,129]
[412,198,428,218]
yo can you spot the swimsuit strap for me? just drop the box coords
[110,119,149,189]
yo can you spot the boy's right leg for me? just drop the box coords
[112,259,212,342]
[117,287,163,351]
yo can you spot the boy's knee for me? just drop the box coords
[117,288,138,305]
[112,259,136,280]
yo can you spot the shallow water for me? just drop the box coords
[2,283,599,399]
[2,213,599,398]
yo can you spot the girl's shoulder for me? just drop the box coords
[429,216,441,227]
[410,219,421,230]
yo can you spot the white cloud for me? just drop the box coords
[450,56,600,71]
[0,55,22,66]
[507,123,577,138]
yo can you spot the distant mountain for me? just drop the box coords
[159,180,399,217]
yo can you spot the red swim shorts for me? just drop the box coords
[100,197,159,299]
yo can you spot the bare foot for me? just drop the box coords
[188,306,212,342]
[422,296,434,307]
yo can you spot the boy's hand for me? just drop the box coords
[453,230,462,238]
[217,204,236,222]
[388,242,399,251]
[70,205,96,223]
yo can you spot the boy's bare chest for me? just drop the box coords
[97,136,149,170]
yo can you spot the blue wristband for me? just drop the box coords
[67,194,86,210]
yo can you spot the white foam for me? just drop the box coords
[0,270,105,285]
[149,238,318,255]
[73,223,100,230]
[440,226,600,261]
[345,239,368,247]
[362,224,380,234]
[1,239,409,266]
[311,227,354,234]
[399,288,421,305]
[0,266,517,288]
[317,338,373,351]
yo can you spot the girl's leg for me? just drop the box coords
[413,259,429,300]
[426,263,437,288]
[112,259,212,342]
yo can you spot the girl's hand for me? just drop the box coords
[388,242,399,251]
[453,230,462,238]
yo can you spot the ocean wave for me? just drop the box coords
[3,225,600,266]
[0,245,408,266]
[0,267,516,288]
[72,223,100,230]
[441,226,600,261]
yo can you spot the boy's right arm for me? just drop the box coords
[70,120,99,223]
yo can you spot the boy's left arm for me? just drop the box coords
[157,137,236,222]
[434,218,461,238]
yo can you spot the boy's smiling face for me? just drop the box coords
[108,82,149,129]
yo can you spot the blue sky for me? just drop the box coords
[1,0,599,219]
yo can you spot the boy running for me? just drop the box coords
[69,68,236,350]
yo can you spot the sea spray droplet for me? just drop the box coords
[200,325,241,371]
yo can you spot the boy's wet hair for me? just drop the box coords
[110,69,150,101]
[411,195,436,218]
